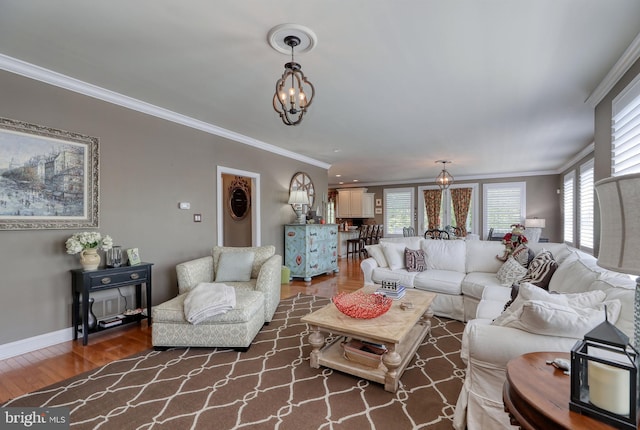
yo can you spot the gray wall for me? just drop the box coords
[338,174,562,242]
[0,70,328,345]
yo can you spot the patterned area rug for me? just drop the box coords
[4,294,466,429]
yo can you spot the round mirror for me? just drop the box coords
[229,186,250,220]
[290,172,315,208]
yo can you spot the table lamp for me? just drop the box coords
[288,190,309,224]
[594,173,640,348]
[524,217,546,243]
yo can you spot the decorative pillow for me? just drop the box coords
[214,251,255,282]
[380,242,407,270]
[519,251,557,289]
[497,299,621,339]
[365,244,388,268]
[496,256,527,286]
[405,248,427,272]
[183,282,236,324]
[511,244,535,268]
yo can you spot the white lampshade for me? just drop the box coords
[525,218,546,228]
[595,173,640,276]
[288,190,309,205]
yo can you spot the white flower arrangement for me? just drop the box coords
[65,231,113,255]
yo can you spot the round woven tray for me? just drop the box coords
[332,291,393,319]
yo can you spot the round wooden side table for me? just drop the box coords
[503,351,617,430]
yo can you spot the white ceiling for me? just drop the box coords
[1,1,639,186]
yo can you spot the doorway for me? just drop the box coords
[217,166,261,247]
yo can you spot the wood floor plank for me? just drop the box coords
[0,257,368,403]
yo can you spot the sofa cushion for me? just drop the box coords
[496,257,527,286]
[511,244,535,267]
[549,259,599,294]
[461,272,503,300]
[422,239,466,272]
[214,251,255,282]
[465,240,505,273]
[518,250,557,289]
[213,245,275,279]
[414,270,465,295]
[405,247,427,272]
[589,275,636,339]
[380,242,407,270]
[365,244,388,268]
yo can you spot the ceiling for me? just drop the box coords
[1,1,639,186]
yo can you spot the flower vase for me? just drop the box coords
[80,248,100,270]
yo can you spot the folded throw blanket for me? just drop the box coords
[183,282,236,324]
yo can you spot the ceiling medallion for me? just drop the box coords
[268,24,317,126]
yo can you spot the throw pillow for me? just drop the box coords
[518,251,557,289]
[498,299,622,339]
[214,251,255,282]
[511,244,535,268]
[380,242,407,271]
[183,282,236,324]
[365,244,388,268]
[405,247,427,272]
[496,256,527,286]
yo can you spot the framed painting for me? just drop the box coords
[0,117,99,230]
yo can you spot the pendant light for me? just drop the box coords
[435,160,454,190]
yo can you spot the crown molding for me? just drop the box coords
[557,142,595,173]
[0,54,331,170]
[586,32,640,108]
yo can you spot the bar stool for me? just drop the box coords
[346,226,367,259]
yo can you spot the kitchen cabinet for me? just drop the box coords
[337,188,375,218]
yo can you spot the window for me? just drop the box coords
[563,171,575,245]
[612,73,640,176]
[383,188,414,236]
[483,182,526,236]
[418,184,478,235]
[579,159,594,251]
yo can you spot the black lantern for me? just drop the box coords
[570,313,640,429]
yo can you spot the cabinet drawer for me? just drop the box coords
[88,268,148,289]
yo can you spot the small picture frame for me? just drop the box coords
[127,248,141,266]
[375,198,382,207]
[375,208,383,215]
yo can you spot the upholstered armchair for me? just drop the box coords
[152,245,282,350]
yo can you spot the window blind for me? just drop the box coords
[483,183,525,235]
[564,172,575,245]
[384,188,413,236]
[612,74,640,176]
[579,159,594,250]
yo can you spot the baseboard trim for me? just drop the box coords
[0,328,74,361]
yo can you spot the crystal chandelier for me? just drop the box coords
[272,35,315,126]
[435,160,454,190]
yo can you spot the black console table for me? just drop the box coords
[71,263,153,345]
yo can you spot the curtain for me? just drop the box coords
[423,189,442,230]
[451,187,472,236]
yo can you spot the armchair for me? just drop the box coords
[152,245,282,350]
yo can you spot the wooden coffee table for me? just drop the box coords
[504,352,617,429]
[301,287,435,392]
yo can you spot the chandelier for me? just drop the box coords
[435,160,454,189]
[269,24,316,126]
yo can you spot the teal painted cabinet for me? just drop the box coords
[284,224,339,281]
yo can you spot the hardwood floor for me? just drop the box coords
[0,257,365,403]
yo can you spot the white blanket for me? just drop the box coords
[183,283,236,324]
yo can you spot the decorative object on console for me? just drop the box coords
[570,312,639,429]
[332,291,392,319]
[65,231,113,270]
[595,173,640,349]
[288,190,309,224]
[435,160,454,190]
[106,245,122,268]
[86,297,97,330]
[127,248,141,266]
[269,24,316,126]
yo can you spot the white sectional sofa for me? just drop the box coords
[361,237,636,429]
[361,236,528,322]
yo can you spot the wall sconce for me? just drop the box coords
[288,190,309,224]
